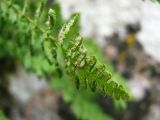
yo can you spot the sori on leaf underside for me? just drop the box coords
[42,9,130,100]
[1,0,130,100]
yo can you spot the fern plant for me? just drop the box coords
[0,0,130,119]
[0,0,129,100]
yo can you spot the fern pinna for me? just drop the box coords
[0,0,129,100]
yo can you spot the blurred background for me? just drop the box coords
[0,0,160,120]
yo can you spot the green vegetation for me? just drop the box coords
[0,0,130,119]
[0,111,8,120]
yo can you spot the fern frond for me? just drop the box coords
[55,13,129,100]
[1,0,129,100]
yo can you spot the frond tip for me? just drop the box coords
[58,13,80,45]
[48,9,56,28]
